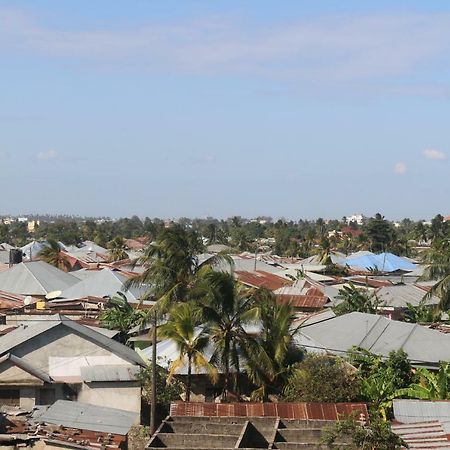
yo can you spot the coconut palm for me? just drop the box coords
[420,238,450,310]
[244,291,303,401]
[107,236,129,262]
[158,302,218,401]
[198,270,259,400]
[124,226,226,429]
[38,239,70,271]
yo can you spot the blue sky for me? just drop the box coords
[0,1,449,220]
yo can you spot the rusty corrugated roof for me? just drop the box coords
[234,270,291,291]
[170,402,368,421]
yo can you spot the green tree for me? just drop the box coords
[420,238,450,309]
[365,213,394,253]
[158,302,218,401]
[282,355,360,403]
[199,270,259,400]
[395,362,450,400]
[244,291,303,401]
[99,292,147,343]
[333,283,377,316]
[322,415,405,449]
[38,239,70,271]
[107,236,129,262]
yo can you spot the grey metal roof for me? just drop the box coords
[32,400,138,435]
[391,421,450,449]
[60,269,148,303]
[0,314,145,366]
[374,284,440,308]
[80,364,140,382]
[394,400,450,435]
[0,353,52,383]
[0,261,79,296]
[296,312,450,367]
[78,241,108,254]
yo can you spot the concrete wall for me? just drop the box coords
[13,326,132,377]
[0,360,44,386]
[77,381,141,416]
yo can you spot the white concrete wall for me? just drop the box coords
[77,381,141,416]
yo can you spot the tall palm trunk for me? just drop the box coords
[223,337,230,401]
[186,354,192,402]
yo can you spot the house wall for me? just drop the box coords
[0,360,44,386]
[12,326,132,377]
[77,381,141,416]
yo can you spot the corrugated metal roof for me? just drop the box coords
[170,401,368,420]
[32,400,138,435]
[61,268,148,303]
[0,353,53,383]
[234,270,291,291]
[0,314,145,366]
[391,421,450,449]
[80,365,140,382]
[374,284,440,308]
[394,400,450,429]
[296,312,450,367]
[0,261,78,296]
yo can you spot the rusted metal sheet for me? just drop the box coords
[234,270,291,291]
[170,402,368,420]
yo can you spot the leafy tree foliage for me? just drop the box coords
[282,355,360,403]
[365,213,395,253]
[158,302,217,401]
[322,415,405,449]
[99,293,147,343]
[243,290,303,401]
[333,283,377,316]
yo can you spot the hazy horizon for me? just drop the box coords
[1,1,449,218]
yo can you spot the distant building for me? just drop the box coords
[346,214,364,225]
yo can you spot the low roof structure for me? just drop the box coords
[337,252,416,272]
[0,261,79,296]
[0,313,145,366]
[32,400,138,435]
[296,312,450,368]
[374,284,440,308]
[60,268,149,303]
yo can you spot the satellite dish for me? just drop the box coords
[24,296,32,306]
[45,290,62,300]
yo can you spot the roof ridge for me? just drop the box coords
[23,261,49,295]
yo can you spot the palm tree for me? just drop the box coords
[99,292,146,343]
[420,238,450,310]
[107,236,129,262]
[333,283,377,316]
[124,226,223,430]
[198,270,259,400]
[158,302,218,401]
[244,291,303,401]
[395,363,450,400]
[38,239,70,271]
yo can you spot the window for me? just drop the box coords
[0,388,20,406]
[38,388,55,405]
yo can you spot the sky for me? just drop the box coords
[0,0,449,220]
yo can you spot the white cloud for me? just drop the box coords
[394,162,407,174]
[36,149,58,160]
[1,8,450,86]
[423,149,447,160]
